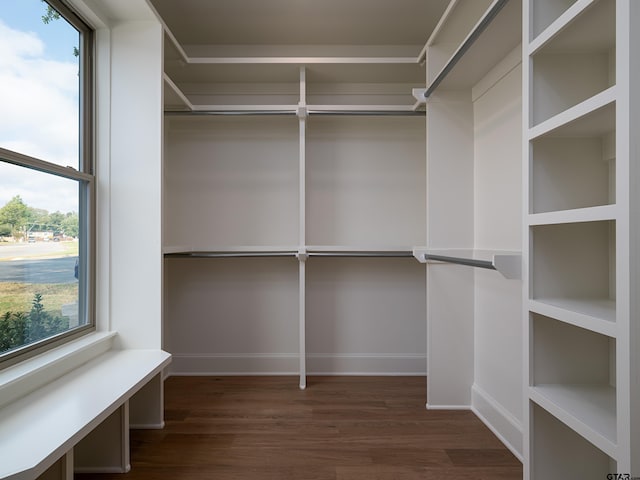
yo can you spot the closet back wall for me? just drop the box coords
[163,114,427,375]
[164,116,299,248]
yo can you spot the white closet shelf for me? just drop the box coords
[305,246,415,258]
[165,61,423,86]
[424,0,521,96]
[528,204,617,226]
[185,57,419,65]
[166,105,423,116]
[529,298,616,334]
[529,384,617,458]
[528,0,615,55]
[163,246,300,258]
[529,86,616,139]
[413,248,521,280]
[421,0,494,69]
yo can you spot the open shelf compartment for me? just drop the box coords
[530,0,615,126]
[530,103,615,214]
[530,313,617,456]
[531,403,616,479]
[530,220,615,323]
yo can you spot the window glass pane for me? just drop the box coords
[0,161,83,355]
[0,0,80,168]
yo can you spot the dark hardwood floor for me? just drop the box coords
[76,376,522,480]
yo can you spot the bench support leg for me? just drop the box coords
[74,402,130,473]
[130,372,165,429]
[37,451,73,480]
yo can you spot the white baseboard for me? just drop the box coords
[74,465,130,474]
[307,354,426,375]
[168,353,426,376]
[130,422,164,430]
[169,353,299,375]
[426,404,470,410]
[471,383,523,462]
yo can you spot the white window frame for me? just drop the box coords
[0,0,95,368]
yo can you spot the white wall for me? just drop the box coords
[472,54,523,458]
[165,257,300,374]
[107,21,164,349]
[306,257,426,375]
[164,116,299,247]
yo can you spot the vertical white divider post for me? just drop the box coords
[297,66,308,390]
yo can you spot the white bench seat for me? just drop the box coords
[0,348,171,480]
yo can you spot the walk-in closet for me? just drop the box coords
[152,0,639,477]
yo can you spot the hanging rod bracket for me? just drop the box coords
[412,248,428,263]
[296,248,308,261]
[297,104,308,120]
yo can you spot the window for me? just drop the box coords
[0,0,94,367]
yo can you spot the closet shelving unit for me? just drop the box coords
[524,0,638,477]
[422,0,523,442]
[160,13,428,389]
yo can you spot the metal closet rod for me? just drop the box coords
[424,254,495,271]
[424,0,509,99]
[165,109,424,117]
[165,252,297,258]
[164,251,415,259]
[308,252,414,258]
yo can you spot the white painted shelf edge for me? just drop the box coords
[529,384,617,459]
[528,204,618,225]
[164,99,423,115]
[529,298,616,332]
[528,86,616,140]
[186,56,420,65]
[413,248,521,280]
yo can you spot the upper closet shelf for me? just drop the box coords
[413,248,522,280]
[163,27,425,113]
[423,0,521,97]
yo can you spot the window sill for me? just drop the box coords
[0,331,117,410]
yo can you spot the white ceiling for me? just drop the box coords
[148,0,450,47]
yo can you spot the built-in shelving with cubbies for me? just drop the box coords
[524,0,638,477]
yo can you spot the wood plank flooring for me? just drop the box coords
[76,376,522,480]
